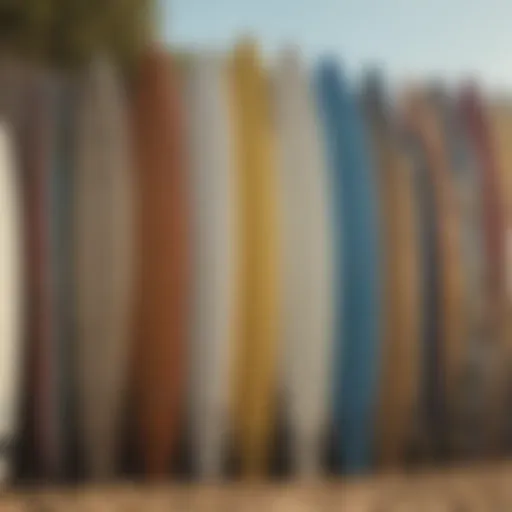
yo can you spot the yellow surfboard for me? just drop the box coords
[229,40,281,478]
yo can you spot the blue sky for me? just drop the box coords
[163,0,512,90]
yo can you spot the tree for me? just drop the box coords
[0,0,155,68]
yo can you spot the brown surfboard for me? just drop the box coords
[460,87,508,455]
[362,79,421,468]
[488,101,512,352]
[131,47,189,478]
[401,88,465,460]
[488,104,512,432]
[23,73,61,480]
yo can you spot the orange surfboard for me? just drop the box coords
[131,48,190,478]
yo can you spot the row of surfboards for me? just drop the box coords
[1,40,512,484]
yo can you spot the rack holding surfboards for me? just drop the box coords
[1,41,512,487]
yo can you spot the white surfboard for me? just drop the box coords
[273,49,334,477]
[74,58,134,479]
[183,54,237,479]
[0,124,23,483]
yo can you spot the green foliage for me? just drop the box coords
[0,0,155,68]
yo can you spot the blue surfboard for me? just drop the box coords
[315,60,382,473]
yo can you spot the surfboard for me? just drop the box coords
[131,48,189,477]
[488,99,512,451]
[315,60,381,474]
[182,54,237,479]
[459,87,508,456]
[273,48,334,478]
[398,99,438,462]
[313,61,345,475]
[230,41,281,478]
[0,124,23,483]
[361,75,421,469]
[423,89,466,460]
[460,87,508,456]
[0,64,35,481]
[489,99,512,322]
[74,58,134,479]
[21,73,63,480]
[429,90,487,459]
[0,65,74,482]
[50,76,79,481]
[401,89,465,462]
